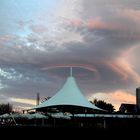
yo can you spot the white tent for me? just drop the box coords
[33,75,102,111]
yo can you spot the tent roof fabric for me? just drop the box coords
[33,76,102,111]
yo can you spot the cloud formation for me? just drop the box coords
[0,0,140,110]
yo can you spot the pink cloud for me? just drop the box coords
[105,58,140,83]
[69,17,107,29]
[42,63,101,81]
[86,17,107,29]
[118,9,140,23]
[0,35,16,46]
[69,17,121,31]
[0,35,13,42]
[42,63,98,72]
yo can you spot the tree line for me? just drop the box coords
[91,99,115,112]
[0,103,13,115]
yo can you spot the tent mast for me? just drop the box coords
[70,67,73,77]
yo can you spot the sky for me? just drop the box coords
[0,0,140,111]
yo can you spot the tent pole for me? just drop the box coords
[70,67,73,77]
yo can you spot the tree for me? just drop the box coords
[41,97,51,103]
[0,103,13,115]
[91,99,115,112]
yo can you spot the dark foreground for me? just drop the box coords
[1,117,140,132]
[0,125,139,139]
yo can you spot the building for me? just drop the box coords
[136,87,140,112]
[119,103,137,113]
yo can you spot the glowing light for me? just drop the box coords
[42,63,101,80]
[10,98,36,106]
[42,63,97,72]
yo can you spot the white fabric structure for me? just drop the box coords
[33,76,102,111]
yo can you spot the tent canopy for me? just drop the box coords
[32,76,102,111]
